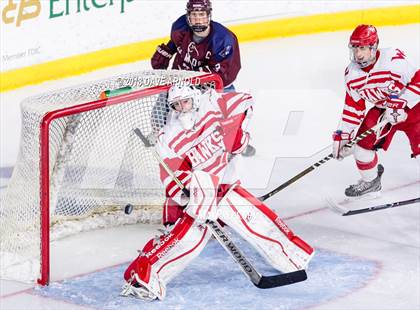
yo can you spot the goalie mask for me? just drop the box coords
[186,0,212,33]
[348,24,379,68]
[167,84,201,130]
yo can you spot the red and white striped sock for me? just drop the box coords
[354,145,378,182]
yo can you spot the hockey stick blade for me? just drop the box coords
[342,197,420,216]
[326,197,420,216]
[134,128,154,147]
[256,270,307,289]
[325,197,349,215]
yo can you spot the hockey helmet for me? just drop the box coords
[349,25,379,47]
[348,25,379,68]
[186,0,212,33]
[186,0,212,14]
[167,84,201,113]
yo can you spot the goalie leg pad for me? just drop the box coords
[122,215,212,300]
[218,186,314,273]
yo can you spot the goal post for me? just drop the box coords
[0,70,223,285]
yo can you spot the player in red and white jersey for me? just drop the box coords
[157,84,253,206]
[157,84,254,225]
[333,24,419,197]
[120,84,314,301]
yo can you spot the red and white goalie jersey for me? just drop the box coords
[340,48,419,132]
[156,90,253,205]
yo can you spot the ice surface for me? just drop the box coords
[33,239,378,310]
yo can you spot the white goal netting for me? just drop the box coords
[0,70,220,283]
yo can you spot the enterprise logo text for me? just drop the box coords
[2,0,135,27]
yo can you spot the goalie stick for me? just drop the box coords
[258,120,388,201]
[326,197,420,216]
[133,128,307,289]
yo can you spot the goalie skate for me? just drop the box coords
[120,278,158,301]
[345,164,384,198]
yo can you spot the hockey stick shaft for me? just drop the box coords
[133,128,307,288]
[342,197,420,216]
[258,120,388,201]
[134,129,187,195]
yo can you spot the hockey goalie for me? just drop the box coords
[120,84,314,301]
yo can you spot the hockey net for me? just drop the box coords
[0,70,223,285]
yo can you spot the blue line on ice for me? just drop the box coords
[33,236,378,309]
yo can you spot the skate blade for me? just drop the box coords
[325,197,347,214]
[344,190,381,203]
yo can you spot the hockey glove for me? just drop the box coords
[217,114,250,154]
[151,43,173,69]
[332,130,354,160]
[384,96,408,125]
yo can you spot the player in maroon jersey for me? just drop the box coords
[120,84,314,301]
[151,0,240,91]
[332,24,419,197]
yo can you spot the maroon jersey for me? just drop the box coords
[166,15,241,87]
